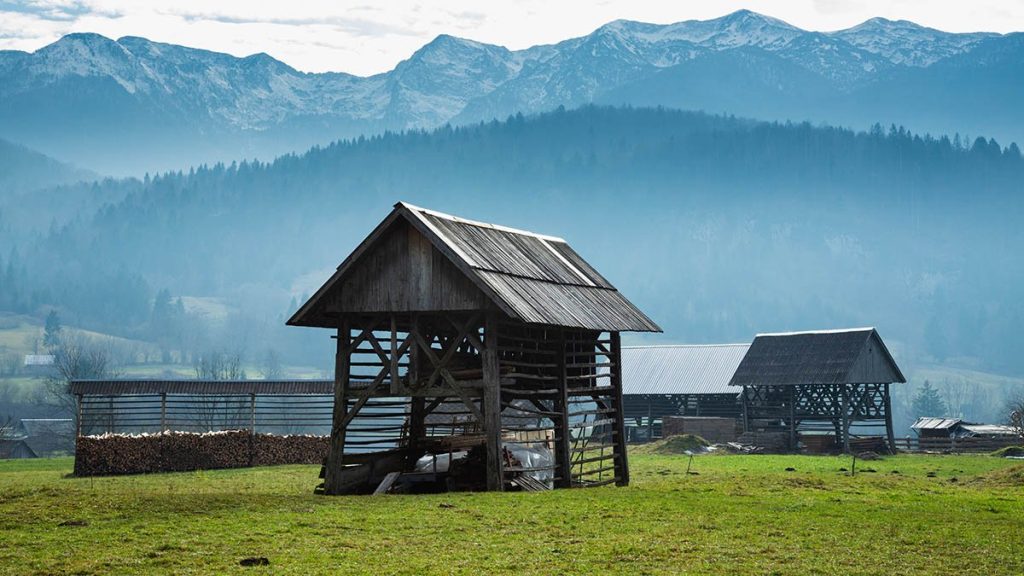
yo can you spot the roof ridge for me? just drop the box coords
[755,327,875,337]
[622,343,749,349]
[397,201,567,243]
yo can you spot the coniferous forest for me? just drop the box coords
[1,106,1022,381]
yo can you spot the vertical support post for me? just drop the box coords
[647,397,654,440]
[250,393,257,433]
[406,313,425,468]
[883,382,896,454]
[554,328,572,488]
[75,394,83,437]
[788,386,797,452]
[160,393,167,433]
[482,312,504,491]
[610,331,630,486]
[741,388,749,434]
[324,316,351,495]
[841,386,851,454]
[389,314,400,395]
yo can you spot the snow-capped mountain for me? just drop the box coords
[0,10,1020,175]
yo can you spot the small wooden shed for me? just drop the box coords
[729,328,905,453]
[288,202,660,494]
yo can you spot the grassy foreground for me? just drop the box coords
[1,454,1022,575]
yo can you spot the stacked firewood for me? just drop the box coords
[74,431,329,476]
[253,434,329,466]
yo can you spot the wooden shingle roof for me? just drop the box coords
[288,202,660,332]
[728,328,906,387]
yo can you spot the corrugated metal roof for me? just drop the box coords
[622,344,749,395]
[728,328,906,387]
[911,417,962,430]
[70,380,335,396]
[960,424,1018,436]
[289,202,660,333]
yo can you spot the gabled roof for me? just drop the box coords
[622,344,749,395]
[288,202,660,332]
[728,327,906,387]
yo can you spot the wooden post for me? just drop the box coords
[883,383,896,454]
[741,388,749,434]
[159,393,167,433]
[389,314,400,395]
[841,386,851,454]
[250,393,257,433]
[647,397,654,440]
[324,317,351,495]
[788,386,797,452]
[554,328,572,488]
[408,397,426,468]
[610,332,630,486]
[74,394,83,437]
[482,312,504,491]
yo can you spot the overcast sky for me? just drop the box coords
[2,1,1022,75]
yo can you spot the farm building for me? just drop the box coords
[17,418,73,456]
[620,344,747,441]
[911,417,1018,439]
[0,438,37,459]
[729,328,905,453]
[288,202,660,494]
[69,379,336,476]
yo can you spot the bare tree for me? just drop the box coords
[939,377,972,419]
[44,332,122,436]
[259,349,283,380]
[191,349,248,431]
[1008,394,1024,440]
[194,349,245,380]
[0,414,14,438]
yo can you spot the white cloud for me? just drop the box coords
[0,0,1022,75]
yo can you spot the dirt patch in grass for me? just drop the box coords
[631,434,709,455]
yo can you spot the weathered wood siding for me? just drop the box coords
[846,332,903,384]
[336,220,487,313]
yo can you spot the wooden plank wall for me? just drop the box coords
[337,220,487,313]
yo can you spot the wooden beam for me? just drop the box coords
[324,317,351,495]
[610,332,629,487]
[883,382,896,454]
[482,312,504,491]
[389,315,400,395]
[554,328,572,488]
[841,387,851,454]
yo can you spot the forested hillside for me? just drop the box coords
[4,106,1023,375]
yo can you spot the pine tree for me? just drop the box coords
[911,380,948,419]
[43,310,62,349]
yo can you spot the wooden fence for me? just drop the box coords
[891,436,1022,453]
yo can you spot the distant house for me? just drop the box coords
[912,417,1018,439]
[620,344,748,440]
[16,419,74,456]
[0,439,37,459]
[23,354,55,367]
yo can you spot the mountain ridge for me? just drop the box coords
[1,10,1020,175]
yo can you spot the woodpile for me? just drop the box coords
[74,431,329,476]
[736,430,789,453]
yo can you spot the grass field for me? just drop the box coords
[1,454,1022,575]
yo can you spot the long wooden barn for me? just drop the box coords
[621,344,748,440]
[728,328,905,453]
[288,202,660,494]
